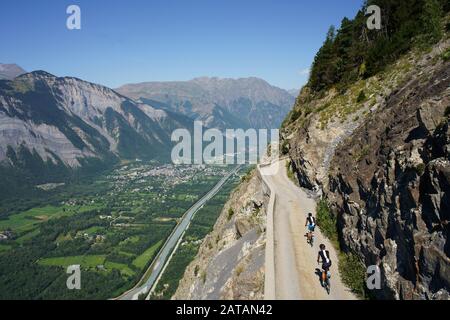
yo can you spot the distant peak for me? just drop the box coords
[30,70,56,77]
[14,70,56,81]
[190,76,219,82]
[190,76,268,84]
[0,63,22,70]
[0,63,27,80]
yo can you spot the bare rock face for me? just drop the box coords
[283,39,450,299]
[0,71,191,169]
[173,171,267,300]
[327,53,450,299]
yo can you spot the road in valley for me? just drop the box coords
[116,165,241,300]
[259,159,356,300]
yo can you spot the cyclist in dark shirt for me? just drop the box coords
[317,244,332,291]
[317,244,332,271]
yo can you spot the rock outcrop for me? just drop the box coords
[328,46,450,300]
[174,170,268,300]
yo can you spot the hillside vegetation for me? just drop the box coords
[307,0,449,93]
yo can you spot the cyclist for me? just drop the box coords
[317,244,332,289]
[305,213,316,244]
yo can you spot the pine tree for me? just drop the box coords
[308,26,338,92]
[421,0,443,44]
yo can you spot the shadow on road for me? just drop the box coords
[314,268,323,286]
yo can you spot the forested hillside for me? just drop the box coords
[307,0,449,93]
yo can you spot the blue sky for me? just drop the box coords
[1,0,364,90]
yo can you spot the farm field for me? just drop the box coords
[0,161,234,299]
[38,255,107,268]
[132,240,163,269]
[0,204,103,233]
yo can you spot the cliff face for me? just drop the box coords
[328,46,450,300]
[0,71,192,168]
[283,39,450,300]
[174,170,268,300]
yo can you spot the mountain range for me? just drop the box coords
[0,66,293,194]
[116,77,295,130]
[0,70,194,178]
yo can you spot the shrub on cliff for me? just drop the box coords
[317,199,368,298]
[339,252,367,298]
[316,199,338,246]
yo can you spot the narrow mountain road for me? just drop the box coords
[260,159,356,300]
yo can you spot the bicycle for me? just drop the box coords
[317,244,332,295]
[321,267,331,294]
[305,217,315,248]
[306,229,314,247]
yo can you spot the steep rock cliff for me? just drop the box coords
[328,46,450,300]
[283,39,450,299]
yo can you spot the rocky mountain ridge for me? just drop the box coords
[116,77,294,130]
